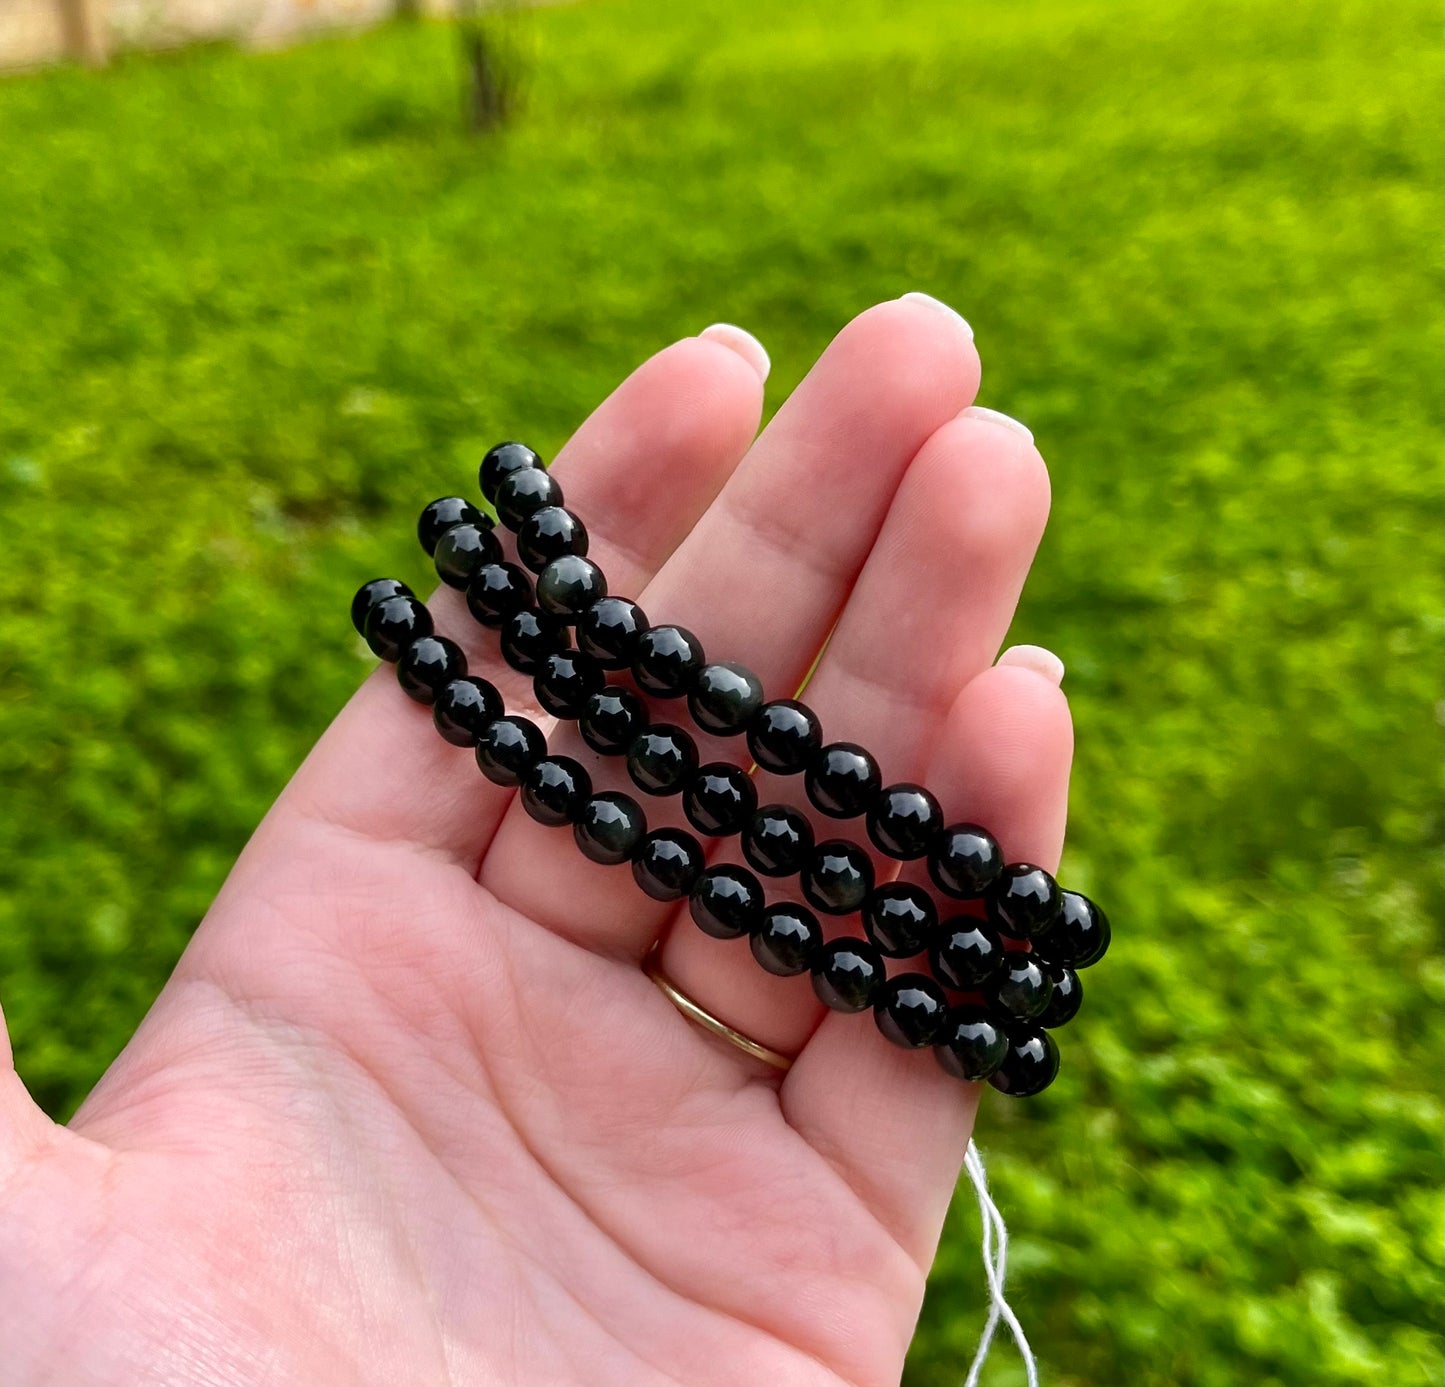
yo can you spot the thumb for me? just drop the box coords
[0,999,55,1180]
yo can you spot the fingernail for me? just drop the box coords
[997,644,1065,686]
[963,405,1034,444]
[699,323,770,383]
[899,292,974,340]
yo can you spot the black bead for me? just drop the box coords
[397,635,467,705]
[576,597,649,670]
[418,496,485,556]
[874,973,949,1049]
[626,724,698,796]
[1034,890,1111,969]
[988,1026,1061,1097]
[688,662,765,737]
[517,506,589,573]
[632,828,705,901]
[479,441,543,503]
[805,742,882,819]
[434,522,502,589]
[866,783,943,860]
[801,839,874,916]
[750,902,823,977]
[935,1007,1010,1082]
[811,937,886,1013]
[433,676,504,746]
[475,715,547,786]
[689,864,764,940]
[578,688,649,756]
[533,649,605,719]
[496,466,564,530]
[740,804,814,877]
[929,916,1007,990]
[861,882,937,958]
[466,562,533,629]
[520,756,592,827]
[682,762,757,837]
[747,699,822,775]
[1037,960,1083,1029]
[986,863,1062,940]
[632,624,706,698]
[928,823,1003,899]
[983,951,1053,1021]
[535,555,606,621]
[351,578,414,637]
[573,791,647,866]
[499,608,569,675]
[364,594,433,661]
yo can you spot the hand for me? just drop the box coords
[0,299,1072,1387]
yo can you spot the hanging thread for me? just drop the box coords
[962,1144,1039,1387]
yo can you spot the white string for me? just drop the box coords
[962,1144,1039,1387]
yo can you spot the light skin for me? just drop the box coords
[0,298,1073,1387]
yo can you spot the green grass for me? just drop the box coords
[0,0,1440,1382]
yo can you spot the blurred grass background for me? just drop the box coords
[0,0,1440,1382]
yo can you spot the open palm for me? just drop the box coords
[0,300,1073,1387]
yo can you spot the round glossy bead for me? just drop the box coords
[747,699,822,775]
[682,763,757,837]
[535,555,606,622]
[689,864,764,940]
[928,823,1003,899]
[626,724,698,796]
[687,662,765,737]
[801,839,874,916]
[1038,960,1083,1029]
[496,466,563,530]
[632,827,706,901]
[811,937,886,1013]
[929,916,1007,990]
[533,649,605,719]
[983,951,1053,1021]
[573,791,647,866]
[576,597,649,670]
[866,783,943,860]
[466,562,533,628]
[479,441,542,502]
[805,742,882,819]
[935,1007,1009,1082]
[432,676,504,746]
[351,578,413,636]
[988,1027,1061,1098]
[632,625,706,698]
[475,715,546,786]
[517,506,589,573]
[861,882,937,958]
[397,635,467,705]
[520,756,592,827]
[1034,890,1111,969]
[434,522,502,589]
[986,863,1062,940]
[417,496,485,556]
[750,902,823,977]
[740,804,813,878]
[874,972,949,1049]
[499,608,569,675]
[578,688,649,756]
[364,594,433,661]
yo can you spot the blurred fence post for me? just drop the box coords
[56,0,108,65]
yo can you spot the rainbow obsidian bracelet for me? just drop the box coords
[351,442,1110,1097]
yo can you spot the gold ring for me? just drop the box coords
[643,945,794,1072]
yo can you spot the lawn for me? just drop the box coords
[0,0,1440,1383]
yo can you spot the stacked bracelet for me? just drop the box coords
[352,441,1111,1098]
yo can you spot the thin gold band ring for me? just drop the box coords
[643,945,795,1072]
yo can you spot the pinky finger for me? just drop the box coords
[778,661,1074,1273]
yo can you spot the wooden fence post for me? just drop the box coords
[56,0,108,66]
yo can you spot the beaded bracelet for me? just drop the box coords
[350,444,1111,1097]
